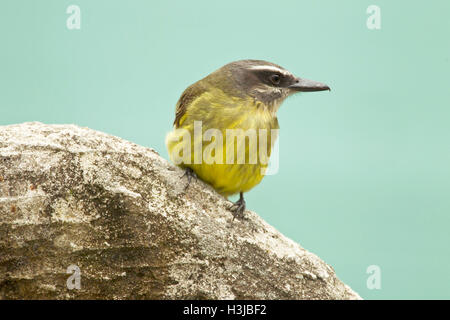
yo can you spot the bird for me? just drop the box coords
[166,60,329,219]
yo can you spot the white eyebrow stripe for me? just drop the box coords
[248,65,289,75]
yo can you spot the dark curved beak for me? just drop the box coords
[288,77,330,92]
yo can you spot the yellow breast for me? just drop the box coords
[166,89,279,196]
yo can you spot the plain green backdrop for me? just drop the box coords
[1,0,449,299]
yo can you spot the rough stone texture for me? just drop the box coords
[0,122,360,300]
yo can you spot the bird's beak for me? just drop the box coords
[288,77,330,92]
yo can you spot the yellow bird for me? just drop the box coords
[166,60,329,219]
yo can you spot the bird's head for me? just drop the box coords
[205,59,330,111]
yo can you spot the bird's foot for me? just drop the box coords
[181,167,197,190]
[230,192,246,221]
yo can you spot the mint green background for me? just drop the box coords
[1,0,449,299]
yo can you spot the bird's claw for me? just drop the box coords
[181,167,197,190]
[230,194,246,221]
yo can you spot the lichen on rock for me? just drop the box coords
[0,122,360,300]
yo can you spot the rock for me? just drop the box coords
[0,122,360,300]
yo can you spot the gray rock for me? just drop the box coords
[0,122,360,300]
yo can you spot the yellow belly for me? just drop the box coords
[189,159,266,196]
[166,91,279,196]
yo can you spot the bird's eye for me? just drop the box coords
[270,74,281,85]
